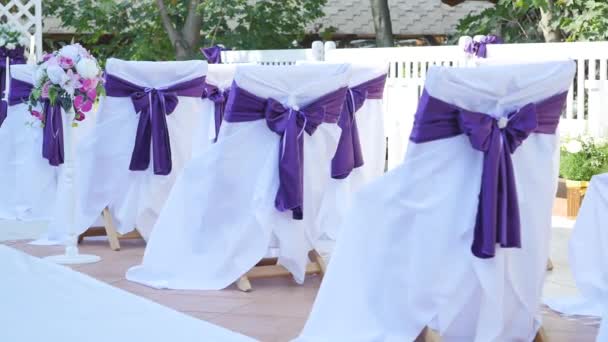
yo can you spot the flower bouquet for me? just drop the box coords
[0,23,28,52]
[27,43,104,126]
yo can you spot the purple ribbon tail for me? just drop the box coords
[41,101,64,166]
[331,101,364,179]
[0,66,7,127]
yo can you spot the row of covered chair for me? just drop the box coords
[0,55,579,340]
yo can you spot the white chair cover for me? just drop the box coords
[39,59,210,243]
[568,173,608,340]
[0,64,58,220]
[315,63,387,242]
[295,61,575,342]
[127,63,351,290]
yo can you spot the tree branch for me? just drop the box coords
[182,0,202,48]
[156,0,181,45]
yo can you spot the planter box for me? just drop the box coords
[565,179,588,218]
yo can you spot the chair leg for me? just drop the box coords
[102,207,121,251]
[308,249,327,275]
[236,276,252,292]
[533,326,548,342]
[414,327,438,342]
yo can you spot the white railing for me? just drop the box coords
[222,41,325,65]
[0,0,43,61]
[218,41,608,166]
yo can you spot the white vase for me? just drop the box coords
[44,107,100,264]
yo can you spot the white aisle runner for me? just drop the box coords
[0,245,255,342]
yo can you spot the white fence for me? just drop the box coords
[223,41,608,153]
[0,0,43,61]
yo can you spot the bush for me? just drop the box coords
[560,137,608,181]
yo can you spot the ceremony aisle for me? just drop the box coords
[0,214,599,341]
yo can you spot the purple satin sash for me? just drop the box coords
[42,100,64,166]
[332,74,387,179]
[464,35,502,58]
[202,82,229,142]
[0,46,26,127]
[224,83,348,219]
[104,73,206,175]
[8,77,33,105]
[410,89,567,258]
[201,46,224,64]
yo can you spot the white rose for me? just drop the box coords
[0,38,5,47]
[59,44,80,61]
[47,65,68,85]
[566,140,583,154]
[5,43,16,50]
[19,36,29,47]
[75,58,100,79]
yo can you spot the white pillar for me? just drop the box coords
[311,40,324,61]
[324,41,337,61]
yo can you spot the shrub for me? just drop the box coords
[560,136,608,181]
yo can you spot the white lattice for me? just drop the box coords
[0,0,42,61]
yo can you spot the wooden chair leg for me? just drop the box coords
[414,327,438,342]
[236,276,252,292]
[308,249,327,275]
[547,258,554,271]
[102,207,121,251]
[533,326,548,342]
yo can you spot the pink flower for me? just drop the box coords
[75,111,86,121]
[31,109,41,118]
[74,95,93,113]
[59,56,74,69]
[63,69,83,96]
[80,78,99,92]
[42,53,53,62]
[41,82,51,99]
[86,88,97,102]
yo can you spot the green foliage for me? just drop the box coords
[455,0,608,43]
[560,137,608,181]
[455,0,544,43]
[560,0,608,42]
[44,0,327,62]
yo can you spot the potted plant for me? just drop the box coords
[560,136,608,217]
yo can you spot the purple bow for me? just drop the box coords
[41,100,65,166]
[202,82,230,142]
[201,46,225,64]
[8,78,33,106]
[464,35,503,58]
[410,90,567,258]
[104,74,206,175]
[332,74,387,179]
[225,83,348,219]
[0,46,26,127]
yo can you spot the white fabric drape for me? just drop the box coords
[0,64,58,221]
[295,61,575,342]
[37,59,210,243]
[548,173,608,341]
[0,245,254,342]
[127,63,351,290]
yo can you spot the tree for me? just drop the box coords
[44,0,327,62]
[370,0,394,47]
[454,0,608,43]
